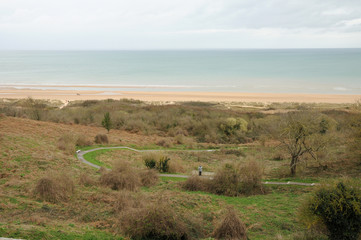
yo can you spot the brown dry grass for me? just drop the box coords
[94,134,108,144]
[79,173,97,187]
[212,208,247,240]
[33,172,74,203]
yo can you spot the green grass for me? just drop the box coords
[82,150,111,168]
[181,186,310,240]
[160,176,187,182]
[0,226,123,240]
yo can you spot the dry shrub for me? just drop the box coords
[57,134,76,155]
[100,161,140,191]
[114,190,145,213]
[79,173,96,187]
[76,135,92,147]
[168,159,185,173]
[156,138,173,148]
[209,163,241,197]
[94,134,108,144]
[239,160,264,195]
[118,200,189,240]
[183,162,264,197]
[212,208,247,240]
[114,190,136,213]
[33,172,74,203]
[140,169,159,187]
[182,176,209,192]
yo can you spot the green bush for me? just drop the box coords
[157,156,170,173]
[143,153,170,173]
[301,181,361,240]
[144,158,156,169]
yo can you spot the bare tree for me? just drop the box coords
[259,111,334,176]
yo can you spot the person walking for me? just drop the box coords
[198,166,203,176]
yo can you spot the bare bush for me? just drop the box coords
[94,134,109,144]
[57,134,76,155]
[114,190,140,213]
[182,162,264,197]
[212,208,247,240]
[118,200,190,240]
[100,161,140,191]
[156,138,173,148]
[140,169,159,187]
[76,135,92,147]
[239,161,264,195]
[182,176,209,192]
[33,172,74,203]
[209,163,241,197]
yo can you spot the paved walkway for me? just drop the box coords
[76,146,318,186]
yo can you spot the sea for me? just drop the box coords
[0,49,360,94]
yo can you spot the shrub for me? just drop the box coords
[300,181,361,240]
[143,152,171,173]
[143,153,156,169]
[212,208,247,240]
[140,169,159,187]
[114,190,138,213]
[57,134,76,155]
[239,160,264,195]
[182,176,209,192]
[76,135,92,147]
[183,162,264,197]
[33,173,74,203]
[118,201,189,240]
[156,139,173,148]
[99,162,140,191]
[157,155,170,173]
[209,163,241,197]
[94,134,108,144]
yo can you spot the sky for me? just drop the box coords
[1,0,361,50]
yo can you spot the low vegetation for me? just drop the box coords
[1,98,361,240]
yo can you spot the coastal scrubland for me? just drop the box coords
[0,98,360,239]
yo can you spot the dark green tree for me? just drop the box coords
[102,112,112,133]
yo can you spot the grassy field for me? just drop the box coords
[1,99,360,239]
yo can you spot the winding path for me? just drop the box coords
[76,146,317,186]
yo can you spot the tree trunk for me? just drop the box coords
[290,156,298,176]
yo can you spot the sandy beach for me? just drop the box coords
[0,86,359,104]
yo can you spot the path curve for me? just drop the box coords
[76,147,317,186]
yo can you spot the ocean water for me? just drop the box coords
[0,49,360,94]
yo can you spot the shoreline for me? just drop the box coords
[0,87,360,103]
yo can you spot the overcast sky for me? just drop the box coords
[1,0,361,50]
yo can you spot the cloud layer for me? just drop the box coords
[1,0,361,49]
